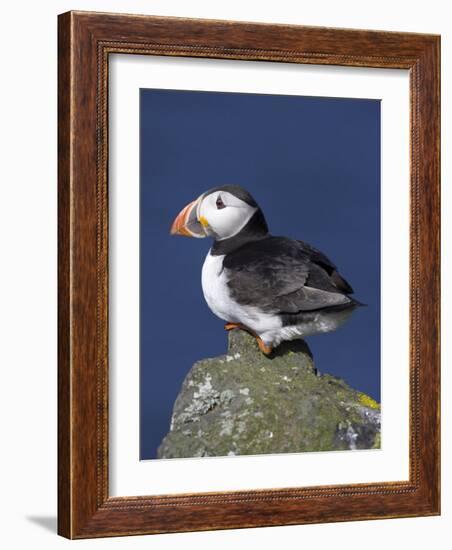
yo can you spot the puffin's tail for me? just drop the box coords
[349,297,367,308]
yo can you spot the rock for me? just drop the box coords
[157,330,380,459]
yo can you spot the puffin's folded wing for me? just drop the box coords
[297,239,354,294]
[273,285,351,313]
[224,258,309,306]
[224,237,352,314]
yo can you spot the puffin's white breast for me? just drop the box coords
[201,252,238,323]
[201,251,281,334]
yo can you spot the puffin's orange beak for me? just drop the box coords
[170,198,206,238]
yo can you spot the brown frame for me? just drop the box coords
[58,10,440,539]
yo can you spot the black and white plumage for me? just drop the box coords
[171,184,362,354]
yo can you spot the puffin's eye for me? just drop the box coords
[216,195,226,210]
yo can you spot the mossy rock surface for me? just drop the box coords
[157,330,380,459]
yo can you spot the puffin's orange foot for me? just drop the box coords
[224,322,243,331]
[256,337,273,356]
[224,323,273,355]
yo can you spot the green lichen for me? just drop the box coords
[372,432,381,449]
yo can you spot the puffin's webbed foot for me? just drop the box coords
[224,323,273,356]
[224,322,244,331]
[255,337,273,356]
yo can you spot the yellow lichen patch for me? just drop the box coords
[358,393,380,410]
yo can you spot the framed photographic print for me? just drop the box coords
[58,11,440,538]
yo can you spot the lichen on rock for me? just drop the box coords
[157,330,380,459]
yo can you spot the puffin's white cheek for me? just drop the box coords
[209,209,246,239]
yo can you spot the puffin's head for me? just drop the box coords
[170,185,265,241]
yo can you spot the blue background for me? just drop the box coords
[140,89,381,460]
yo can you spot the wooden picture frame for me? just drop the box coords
[58,11,440,539]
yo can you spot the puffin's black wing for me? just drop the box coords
[223,236,355,314]
[295,239,354,295]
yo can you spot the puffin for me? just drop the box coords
[170,185,362,355]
